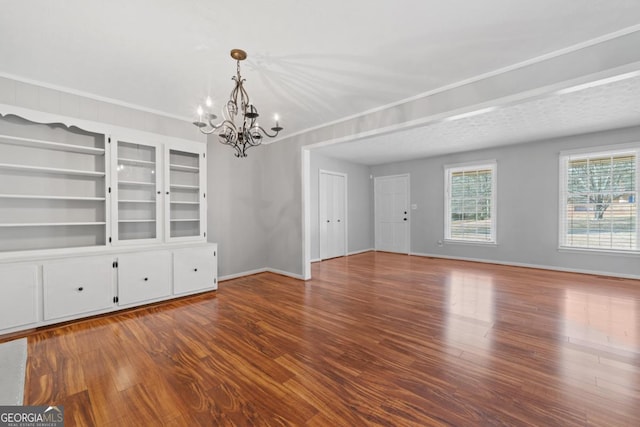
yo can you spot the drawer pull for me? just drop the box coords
[77,287,84,292]
[144,277,149,281]
[194,268,198,272]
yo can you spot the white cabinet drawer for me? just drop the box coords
[173,246,217,295]
[118,251,172,305]
[43,257,113,320]
[0,264,38,330]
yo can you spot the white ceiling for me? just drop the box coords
[1,1,640,162]
[314,73,640,164]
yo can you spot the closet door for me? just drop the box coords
[319,171,347,260]
[112,139,162,244]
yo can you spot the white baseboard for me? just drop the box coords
[219,268,268,282]
[310,258,321,263]
[266,268,306,280]
[409,252,640,280]
[348,248,374,256]
[219,267,305,282]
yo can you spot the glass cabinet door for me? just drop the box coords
[167,147,204,240]
[113,140,161,243]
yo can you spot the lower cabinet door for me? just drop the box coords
[43,257,113,321]
[173,246,218,295]
[0,264,38,330]
[118,251,172,305]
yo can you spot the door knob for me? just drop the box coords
[144,277,149,281]
[77,287,84,292]
[337,219,341,222]
[327,220,330,223]
[403,218,407,221]
[404,211,407,214]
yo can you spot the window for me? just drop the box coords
[445,161,496,243]
[560,148,638,252]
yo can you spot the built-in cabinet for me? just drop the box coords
[117,251,173,305]
[112,139,161,243]
[0,109,217,336]
[0,114,108,252]
[167,148,204,239]
[0,264,38,330]
[43,256,113,320]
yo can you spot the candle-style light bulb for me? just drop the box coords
[274,114,280,125]
[205,96,213,108]
[197,105,203,117]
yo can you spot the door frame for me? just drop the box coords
[374,173,410,254]
[319,169,348,260]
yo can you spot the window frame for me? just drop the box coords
[444,160,497,245]
[558,144,639,254]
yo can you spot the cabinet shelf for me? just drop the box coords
[118,219,156,223]
[119,199,156,204]
[170,201,200,205]
[170,184,199,190]
[0,222,106,228]
[118,157,156,167]
[0,134,105,155]
[118,180,156,187]
[170,219,200,222]
[0,194,105,201]
[170,163,199,172]
[0,162,105,177]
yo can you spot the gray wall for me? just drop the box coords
[257,31,640,279]
[370,126,640,278]
[206,141,270,278]
[309,152,373,260]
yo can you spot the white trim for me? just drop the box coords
[554,70,640,95]
[558,247,639,257]
[302,149,312,280]
[560,142,639,158]
[310,258,322,263]
[409,252,640,280]
[558,145,639,251]
[444,160,497,244]
[443,159,498,172]
[219,267,306,282]
[0,71,192,123]
[219,268,268,282]
[443,107,498,122]
[347,248,374,256]
[0,104,203,146]
[266,268,306,280]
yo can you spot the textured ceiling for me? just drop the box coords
[1,1,640,160]
[313,73,640,165]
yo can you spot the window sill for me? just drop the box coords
[558,246,640,257]
[444,239,497,247]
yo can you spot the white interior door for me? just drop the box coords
[319,171,347,260]
[375,174,410,253]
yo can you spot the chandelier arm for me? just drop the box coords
[251,125,282,139]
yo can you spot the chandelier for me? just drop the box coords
[193,49,283,158]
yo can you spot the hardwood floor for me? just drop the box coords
[22,252,640,426]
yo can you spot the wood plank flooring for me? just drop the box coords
[21,252,640,426]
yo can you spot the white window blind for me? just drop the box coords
[445,162,496,243]
[560,149,638,251]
